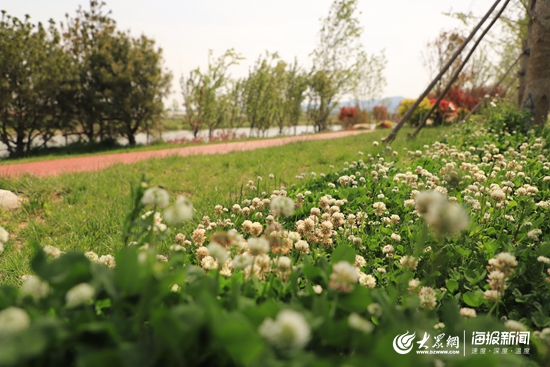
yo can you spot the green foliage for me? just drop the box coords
[398,98,433,126]
[476,98,533,135]
[181,49,243,138]
[242,52,282,136]
[308,0,386,132]
[273,60,309,134]
[0,13,73,158]
[0,2,171,157]
[2,108,550,364]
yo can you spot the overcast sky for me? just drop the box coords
[3,0,498,105]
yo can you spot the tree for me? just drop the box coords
[243,52,280,136]
[309,0,385,132]
[95,32,171,146]
[61,0,117,142]
[272,60,308,135]
[0,13,73,157]
[354,50,387,107]
[181,49,242,138]
[284,61,308,135]
[224,79,246,131]
[306,70,338,132]
[372,105,388,121]
[522,0,550,127]
[422,30,468,95]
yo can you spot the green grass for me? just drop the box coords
[0,125,334,166]
[0,126,447,284]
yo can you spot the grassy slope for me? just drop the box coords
[0,126,446,284]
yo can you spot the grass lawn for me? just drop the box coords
[0,126,446,284]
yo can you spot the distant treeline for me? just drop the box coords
[1,0,386,158]
[0,2,171,158]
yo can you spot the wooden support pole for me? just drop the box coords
[382,0,503,144]
[411,0,512,138]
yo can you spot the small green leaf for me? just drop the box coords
[463,291,484,307]
[446,279,459,293]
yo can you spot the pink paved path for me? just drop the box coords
[0,130,370,178]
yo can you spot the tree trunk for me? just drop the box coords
[522,0,550,128]
[518,36,530,106]
[518,0,533,107]
[127,133,136,146]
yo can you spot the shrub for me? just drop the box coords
[429,98,458,123]
[372,105,388,121]
[397,97,432,126]
[338,106,370,128]
[479,98,534,134]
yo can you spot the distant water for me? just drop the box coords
[0,125,343,158]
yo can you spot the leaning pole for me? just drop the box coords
[382,0,503,143]
[412,0,512,138]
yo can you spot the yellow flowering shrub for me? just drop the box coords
[397,97,432,126]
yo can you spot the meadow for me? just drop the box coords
[0,107,549,366]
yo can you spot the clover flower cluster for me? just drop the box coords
[484,252,518,302]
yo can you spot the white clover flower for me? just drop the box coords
[207,242,228,264]
[390,233,401,242]
[348,313,374,333]
[287,231,301,243]
[415,191,446,215]
[84,251,99,263]
[270,196,295,217]
[98,254,116,268]
[373,202,386,216]
[20,275,50,301]
[156,254,168,262]
[416,191,469,235]
[354,255,366,268]
[66,283,95,307]
[201,256,219,270]
[459,307,477,318]
[505,320,527,332]
[43,245,63,258]
[248,237,270,256]
[163,196,193,224]
[171,284,181,292]
[537,256,550,264]
[418,286,437,310]
[400,255,418,271]
[312,285,323,294]
[0,307,30,335]
[231,254,253,269]
[141,187,170,208]
[527,229,542,241]
[259,309,311,350]
[170,244,185,252]
[358,272,376,289]
[329,261,358,293]
[490,189,506,202]
[484,290,500,302]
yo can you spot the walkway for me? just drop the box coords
[0,130,371,178]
